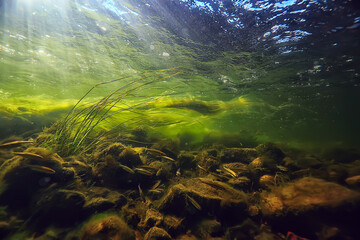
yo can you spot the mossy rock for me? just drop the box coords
[80,214,135,240]
[192,218,223,239]
[255,143,284,164]
[220,148,257,163]
[31,189,86,227]
[158,178,248,221]
[260,177,360,216]
[0,147,74,209]
[260,177,360,238]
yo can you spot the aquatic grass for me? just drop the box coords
[42,68,181,156]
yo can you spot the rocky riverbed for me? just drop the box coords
[0,136,359,240]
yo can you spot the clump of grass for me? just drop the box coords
[40,68,181,156]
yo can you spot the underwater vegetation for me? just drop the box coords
[37,68,181,156]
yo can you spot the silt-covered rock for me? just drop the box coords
[158,178,248,221]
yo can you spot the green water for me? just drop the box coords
[1,0,359,150]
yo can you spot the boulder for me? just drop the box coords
[158,178,248,221]
[345,175,360,187]
[32,189,86,226]
[220,148,257,163]
[260,177,360,239]
[255,143,284,164]
[0,147,74,209]
[260,177,360,216]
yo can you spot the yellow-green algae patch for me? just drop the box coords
[0,95,76,117]
[0,90,326,151]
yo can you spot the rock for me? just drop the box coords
[83,197,115,214]
[95,143,125,160]
[108,191,128,207]
[315,224,356,240]
[144,226,172,240]
[227,219,260,240]
[228,176,251,189]
[122,201,148,229]
[254,224,283,240]
[296,155,322,169]
[123,208,141,229]
[324,164,347,182]
[222,162,248,176]
[321,148,360,163]
[87,186,127,209]
[196,154,221,177]
[119,147,143,167]
[149,160,174,181]
[206,148,219,158]
[80,215,134,240]
[151,138,180,159]
[0,147,74,209]
[93,156,138,189]
[193,219,222,239]
[139,208,163,229]
[158,178,248,221]
[248,157,263,169]
[247,205,260,217]
[163,215,184,235]
[220,148,257,163]
[345,175,360,187]
[177,151,196,170]
[63,156,93,182]
[260,177,360,216]
[255,143,284,164]
[33,189,87,226]
[259,175,275,188]
[282,156,297,168]
[248,158,266,178]
[346,160,360,177]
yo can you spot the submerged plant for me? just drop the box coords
[39,68,181,156]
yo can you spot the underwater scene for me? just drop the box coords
[0,0,360,239]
